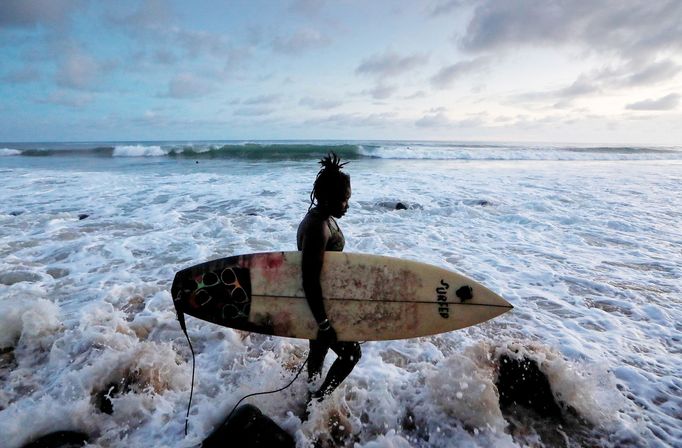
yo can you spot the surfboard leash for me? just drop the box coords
[177,307,311,436]
[176,310,196,436]
[225,350,311,422]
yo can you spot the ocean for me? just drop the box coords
[0,141,680,447]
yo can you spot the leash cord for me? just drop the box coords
[181,322,309,435]
[226,350,310,421]
[182,328,195,436]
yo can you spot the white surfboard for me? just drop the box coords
[171,251,512,341]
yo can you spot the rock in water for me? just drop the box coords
[496,354,562,417]
[21,431,89,448]
[202,404,294,448]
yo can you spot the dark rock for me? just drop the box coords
[0,271,42,285]
[0,346,17,390]
[93,377,133,414]
[202,404,294,448]
[21,431,89,448]
[94,383,117,415]
[77,214,89,220]
[496,354,562,417]
[395,202,408,210]
[9,211,24,216]
[477,200,492,206]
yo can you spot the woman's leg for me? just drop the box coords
[313,341,361,399]
[308,338,329,381]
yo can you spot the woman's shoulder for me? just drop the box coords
[299,208,330,232]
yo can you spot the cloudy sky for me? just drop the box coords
[1,0,681,144]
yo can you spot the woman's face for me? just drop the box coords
[329,185,351,219]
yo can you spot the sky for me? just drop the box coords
[1,0,681,144]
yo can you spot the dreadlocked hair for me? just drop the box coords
[309,152,350,209]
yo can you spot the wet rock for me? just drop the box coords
[0,271,42,285]
[77,214,89,220]
[46,268,69,279]
[122,295,146,322]
[496,354,562,417]
[21,431,89,448]
[395,202,408,210]
[93,377,133,415]
[202,404,294,448]
[462,199,493,207]
[9,210,24,216]
[0,346,17,390]
[325,409,353,447]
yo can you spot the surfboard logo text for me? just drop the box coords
[436,280,450,318]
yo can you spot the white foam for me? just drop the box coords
[0,148,21,156]
[362,143,682,161]
[0,153,679,447]
[112,144,166,157]
[0,297,61,350]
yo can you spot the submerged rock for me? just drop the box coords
[21,431,89,448]
[202,404,294,448]
[93,377,134,415]
[0,271,42,285]
[496,354,562,417]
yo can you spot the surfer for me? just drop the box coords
[297,152,361,403]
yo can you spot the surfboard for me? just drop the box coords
[171,251,512,341]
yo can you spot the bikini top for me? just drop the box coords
[325,215,345,252]
[300,207,344,252]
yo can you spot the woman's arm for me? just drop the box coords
[300,218,330,326]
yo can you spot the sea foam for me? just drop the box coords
[112,145,166,157]
[0,144,679,447]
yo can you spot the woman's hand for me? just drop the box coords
[317,323,338,343]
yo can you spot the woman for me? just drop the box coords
[297,152,361,402]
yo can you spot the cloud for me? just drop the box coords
[405,90,427,99]
[289,0,327,16]
[363,84,398,100]
[430,57,488,89]
[512,83,595,105]
[556,76,600,98]
[108,0,174,32]
[164,73,214,99]
[38,90,94,108]
[233,106,275,117]
[460,1,682,61]
[175,29,232,59]
[512,59,680,106]
[107,1,248,72]
[55,49,103,90]
[0,0,81,28]
[299,97,341,110]
[429,0,468,17]
[626,93,680,111]
[304,112,397,128]
[415,111,452,128]
[623,60,681,86]
[242,94,282,105]
[356,50,428,79]
[415,109,485,128]
[271,28,330,55]
[2,65,41,83]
